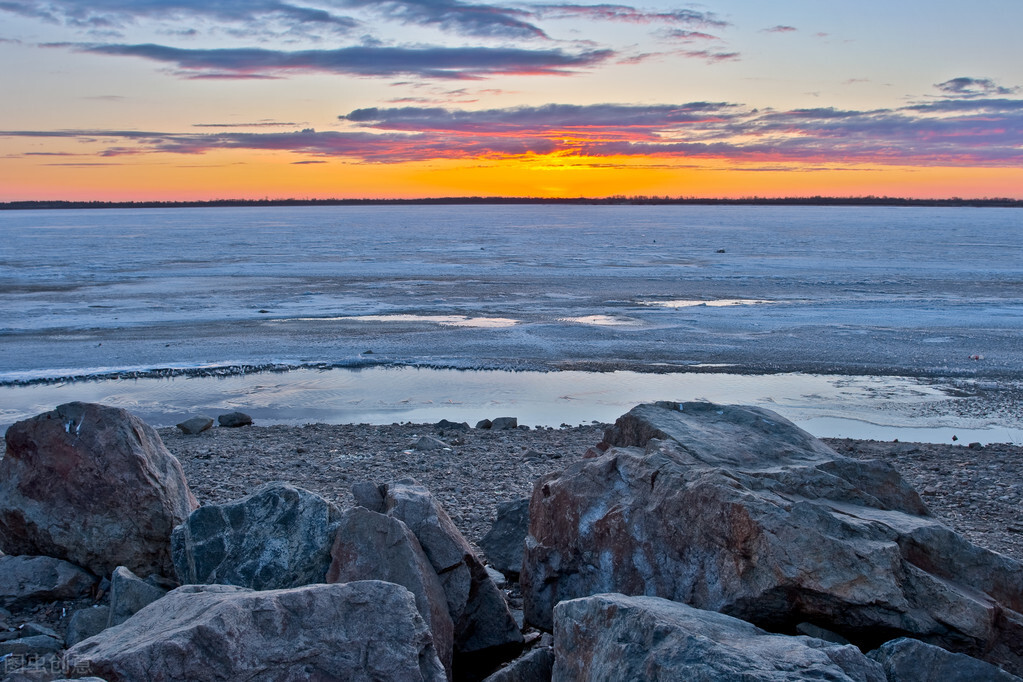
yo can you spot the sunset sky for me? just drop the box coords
[1,0,1021,200]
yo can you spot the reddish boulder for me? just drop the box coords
[0,402,198,577]
[522,402,1023,675]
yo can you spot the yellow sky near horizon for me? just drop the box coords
[1,0,1021,200]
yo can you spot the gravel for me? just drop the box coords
[159,422,1023,563]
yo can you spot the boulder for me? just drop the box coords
[869,637,1022,681]
[482,646,554,682]
[352,480,386,513]
[435,420,470,433]
[326,506,454,676]
[171,482,342,590]
[19,622,59,639]
[0,402,198,578]
[175,416,213,435]
[553,593,886,681]
[107,566,168,627]
[522,401,1023,675]
[415,435,450,452]
[480,498,530,580]
[0,555,96,608]
[0,634,64,658]
[383,480,523,659]
[217,411,252,428]
[486,565,508,588]
[490,417,518,431]
[65,581,446,681]
[476,419,493,430]
[66,606,111,647]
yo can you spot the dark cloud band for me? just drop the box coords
[67,42,613,79]
[4,90,1021,166]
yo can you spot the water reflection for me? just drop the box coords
[2,366,1018,444]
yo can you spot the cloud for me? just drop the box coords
[2,0,737,46]
[903,98,1023,113]
[193,121,301,128]
[340,0,546,39]
[528,4,727,28]
[5,94,1020,166]
[63,42,613,79]
[0,0,359,34]
[659,29,720,42]
[676,49,739,63]
[935,77,1019,98]
[761,25,796,33]
[342,102,741,133]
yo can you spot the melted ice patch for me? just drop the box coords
[642,298,776,308]
[349,314,518,328]
[558,315,642,327]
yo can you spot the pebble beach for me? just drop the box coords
[159,422,1023,563]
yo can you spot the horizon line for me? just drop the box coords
[2,195,1023,210]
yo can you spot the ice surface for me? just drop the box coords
[1,204,1021,439]
[2,204,1020,380]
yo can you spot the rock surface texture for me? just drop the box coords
[480,497,530,580]
[382,479,524,660]
[868,637,1023,682]
[522,401,1023,675]
[171,481,342,590]
[327,506,455,676]
[107,566,168,627]
[0,402,198,577]
[553,593,886,682]
[0,554,96,608]
[64,581,447,682]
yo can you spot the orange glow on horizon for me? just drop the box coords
[3,149,1023,202]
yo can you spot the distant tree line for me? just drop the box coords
[2,195,1021,210]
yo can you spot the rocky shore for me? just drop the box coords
[1,403,1022,680]
[158,422,1023,563]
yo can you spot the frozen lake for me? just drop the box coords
[1,204,1021,441]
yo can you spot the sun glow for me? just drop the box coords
[3,144,1023,201]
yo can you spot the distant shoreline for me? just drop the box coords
[2,196,1022,210]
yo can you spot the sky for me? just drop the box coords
[1,0,1021,200]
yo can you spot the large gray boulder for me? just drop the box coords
[171,482,342,590]
[65,581,446,681]
[327,506,454,676]
[382,479,524,659]
[0,402,198,577]
[0,555,96,608]
[553,593,886,681]
[869,637,1022,682]
[522,401,1023,675]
